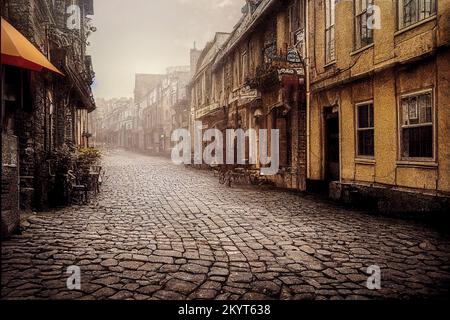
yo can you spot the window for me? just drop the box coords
[222,66,226,93]
[249,39,256,76]
[356,102,374,157]
[355,0,374,49]
[233,51,240,89]
[201,73,206,104]
[400,90,434,159]
[212,73,216,102]
[325,0,336,63]
[242,50,248,84]
[289,0,303,45]
[399,0,436,29]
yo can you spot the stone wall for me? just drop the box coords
[1,0,95,234]
[1,134,20,238]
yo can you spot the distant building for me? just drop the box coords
[139,68,191,154]
[134,74,165,106]
[124,47,199,155]
[133,74,165,150]
[93,97,134,148]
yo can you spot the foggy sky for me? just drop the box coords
[88,0,244,99]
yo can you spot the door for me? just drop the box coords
[324,106,340,181]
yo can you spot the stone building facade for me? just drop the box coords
[188,0,308,191]
[1,0,96,237]
[188,32,230,143]
[133,74,165,151]
[186,0,449,211]
[307,0,450,212]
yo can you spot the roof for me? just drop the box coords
[214,0,277,68]
[191,32,230,81]
[166,65,190,74]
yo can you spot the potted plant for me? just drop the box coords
[75,147,102,191]
[48,145,76,207]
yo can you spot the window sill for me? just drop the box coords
[324,61,336,68]
[397,160,438,169]
[351,43,374,56]
[394,15,437,37]
[355,158,375,165]
[2,164,18,168]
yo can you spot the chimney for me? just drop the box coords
[190,43,202,77]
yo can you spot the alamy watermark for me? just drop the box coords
[366,265,381,290]
[171,121,280,175]
[367,5,382,30]
[66,265,81,290]
[66,4,96,33]
[338,1,382,30]
[66,2,382,31]
[66,5,81,30]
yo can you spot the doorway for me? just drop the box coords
[324,106,340,182]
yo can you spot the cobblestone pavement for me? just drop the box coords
[2,150,450,300]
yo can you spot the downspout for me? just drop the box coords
[305,0,311,180]
[86,109,90,148]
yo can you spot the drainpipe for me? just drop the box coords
[305,0,311,180]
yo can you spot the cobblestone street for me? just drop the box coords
[1,150,450,300]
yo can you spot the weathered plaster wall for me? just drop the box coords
[437,50,450,192]
[308,0,450,194]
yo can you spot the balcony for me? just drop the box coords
[248,33,305,92]
[195,102,221,119]
[229,86,261,107]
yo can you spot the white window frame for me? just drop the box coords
[211,72,216,103]
[233,51,240,90]
[398,88,436,162]
[289,3,295,46]
[289,0,302,46]
[201,72,206,105]
[325,0,336,64]
[354,0,374,50]
[398,0,437,30]
[355,100,375,159]
[242,50,248,84]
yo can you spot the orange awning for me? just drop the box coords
[1,17,64,75]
